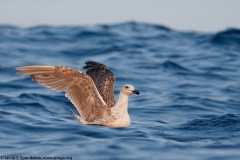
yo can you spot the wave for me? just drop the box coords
[162,61,191,73]
[178,114,240,132]
[211,28,240,46]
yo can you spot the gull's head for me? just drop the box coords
[121,84,140,95]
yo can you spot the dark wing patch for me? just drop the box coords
[83,61,115,107]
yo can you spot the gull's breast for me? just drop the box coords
[104,113,131,127]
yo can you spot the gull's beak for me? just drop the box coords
[132,89,140,95]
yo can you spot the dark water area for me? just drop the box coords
[0,22,240,160]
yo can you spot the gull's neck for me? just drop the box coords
[112,91,129,113]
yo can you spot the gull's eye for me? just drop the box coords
[125,86,129,89]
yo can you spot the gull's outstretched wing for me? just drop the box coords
[83,61,115,107]
[16,66,110,122]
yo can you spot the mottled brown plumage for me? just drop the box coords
[16,62,140,127]
[16,65,110,122]
[83,61,115,107]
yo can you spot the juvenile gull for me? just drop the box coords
[16,61,140,127]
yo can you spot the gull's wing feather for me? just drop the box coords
[16,66,110,122]
[83,61,115,107]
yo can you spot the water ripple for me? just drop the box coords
[0,22,240,160]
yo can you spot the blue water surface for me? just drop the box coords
[0,22,240,160]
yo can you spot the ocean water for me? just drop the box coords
[0,22,240,160]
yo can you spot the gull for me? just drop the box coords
[16,61,140,127]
